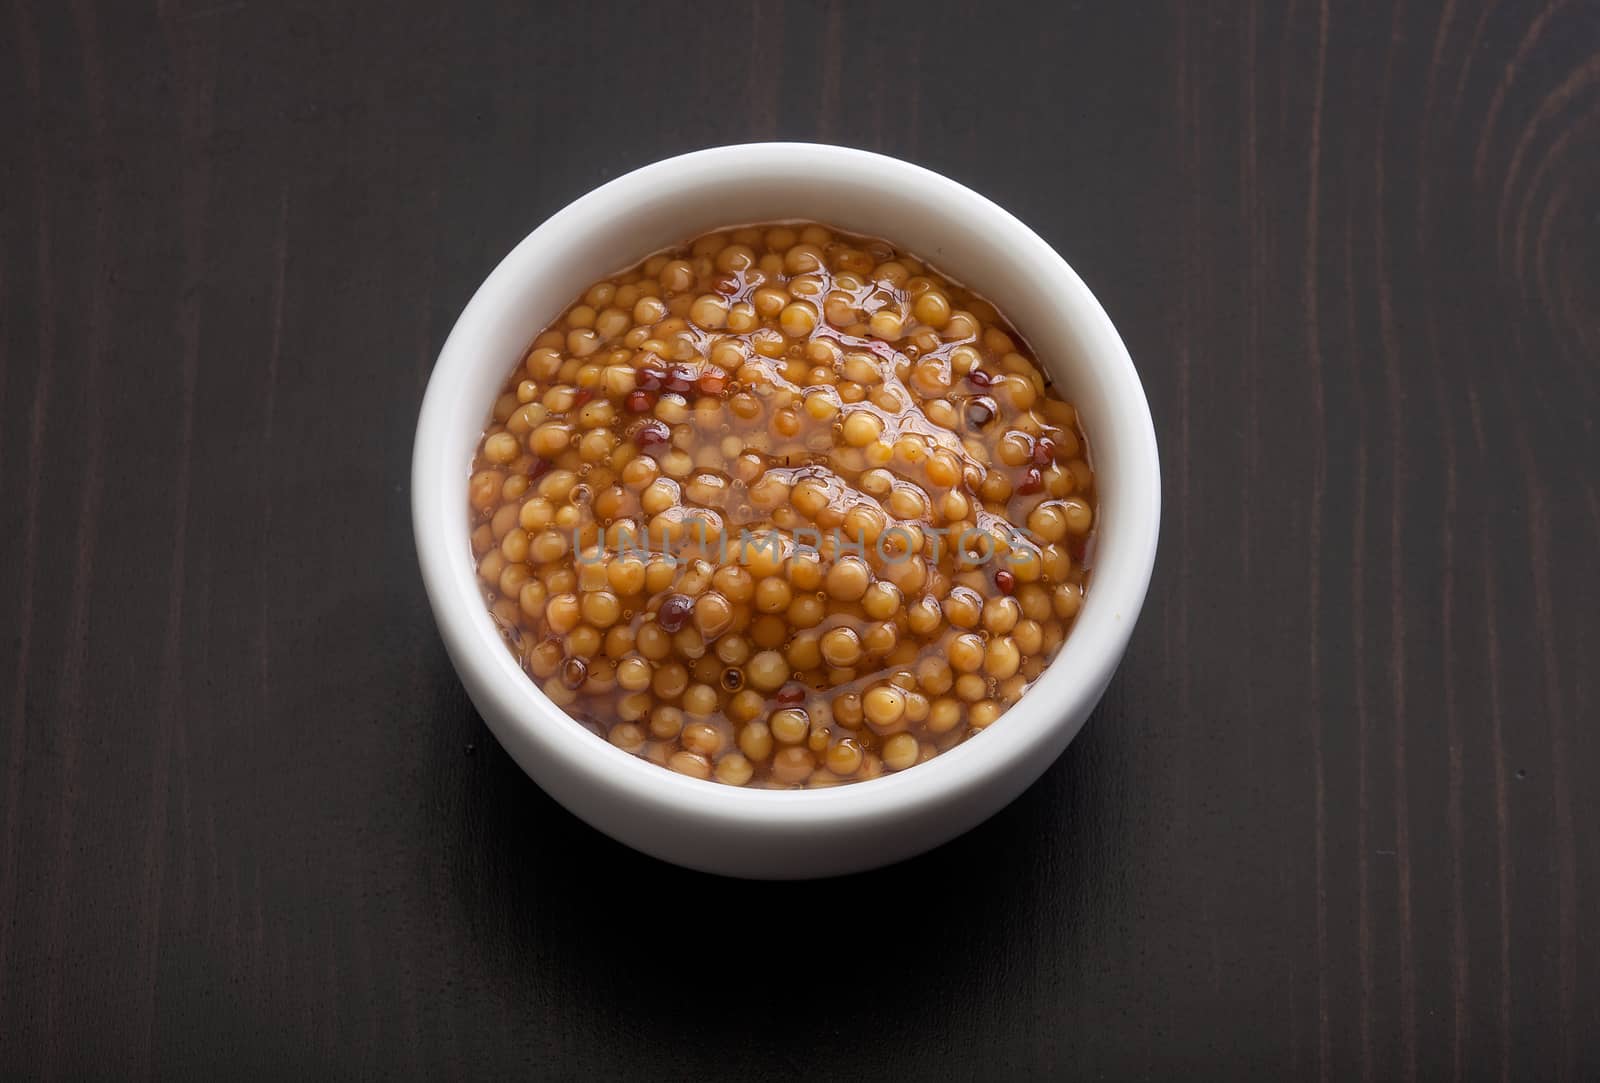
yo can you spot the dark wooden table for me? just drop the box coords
[4,1,1597,1077]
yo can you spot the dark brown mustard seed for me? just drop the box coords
[657,593,693,633]
[665,365,696,394]
[634,419,670,450]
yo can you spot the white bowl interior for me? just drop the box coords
[413,144,1158,871]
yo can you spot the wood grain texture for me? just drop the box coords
[2,0,1597,1077]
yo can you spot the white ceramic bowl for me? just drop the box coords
[413,143,1159,878]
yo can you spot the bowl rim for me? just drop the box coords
[413,141,1159,830]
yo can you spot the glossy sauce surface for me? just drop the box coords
[468,222,1095,787]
